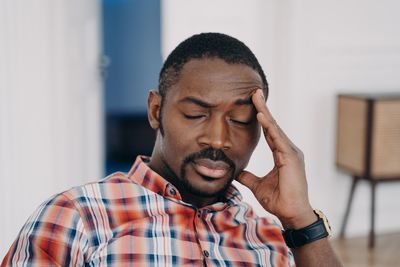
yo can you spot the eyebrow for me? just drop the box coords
[179,96,253,108]
[234,96,253,105]
[179,96,216,108]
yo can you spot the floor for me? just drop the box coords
[331,232,400,267]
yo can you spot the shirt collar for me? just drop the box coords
[127,156,243,208]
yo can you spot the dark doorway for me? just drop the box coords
[102,0,162,174]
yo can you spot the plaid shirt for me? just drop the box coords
[2,156,294,267]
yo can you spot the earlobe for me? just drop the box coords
[147,90,161,130]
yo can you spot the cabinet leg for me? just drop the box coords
[340,176,359,238]
[369,181,376,248]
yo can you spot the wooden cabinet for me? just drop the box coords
[336,94,400,179]
[336,93,400,247]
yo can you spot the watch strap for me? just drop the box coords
[282,213,330,248]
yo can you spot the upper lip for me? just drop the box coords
[193,158,230,170]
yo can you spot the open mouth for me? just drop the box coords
[192,158,231,179]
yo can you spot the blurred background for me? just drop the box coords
[1,0,400,265]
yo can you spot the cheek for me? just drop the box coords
[230,126,261,163]
[161,117,195,161]
[238,124,261,147]
[251,125,262,147]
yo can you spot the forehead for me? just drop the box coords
[169,58,263,100]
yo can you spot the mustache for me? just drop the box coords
[183,147,235,169]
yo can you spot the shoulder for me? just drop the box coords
[1,172,138,266]
[2,190,88,266]
[60,171,146,212]
[21,171,137,244]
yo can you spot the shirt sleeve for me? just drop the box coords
[1,193,88,267]
[288,248,296,267]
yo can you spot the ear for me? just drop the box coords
[147,90,162,130]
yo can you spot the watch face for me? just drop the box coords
[314,209,333,236]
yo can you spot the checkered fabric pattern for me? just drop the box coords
[2,156,294,267]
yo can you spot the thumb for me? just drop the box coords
[236,171,260,192]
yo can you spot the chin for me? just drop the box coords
[183,174,234,198]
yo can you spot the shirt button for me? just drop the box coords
[203,250,210,257]
[169,188,176,196]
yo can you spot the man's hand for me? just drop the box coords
[236,89,316,229]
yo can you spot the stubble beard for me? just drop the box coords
[160,147,237,199]
[158,114,237,199]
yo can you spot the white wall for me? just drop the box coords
[0,0,103,258]
[1,0,399,260]
[162,0,400,237]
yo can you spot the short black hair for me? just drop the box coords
[158,32,268,98]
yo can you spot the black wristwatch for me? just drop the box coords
[282,209,332,248]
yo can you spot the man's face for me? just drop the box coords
[154,58,263,200]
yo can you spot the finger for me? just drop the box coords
[257,111,297,147]
[257,111,293,154]
[252,90,297,153]
[251,90,282,140]
[264,127,276,151]
[252,90,285,139]
[236,171,260,192]
[251,89,272,119]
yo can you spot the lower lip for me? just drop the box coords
[192,163,229,179]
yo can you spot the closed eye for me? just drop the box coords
[183,114,206,120]
[230,119,252,125]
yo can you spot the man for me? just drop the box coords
[2,33,342,266]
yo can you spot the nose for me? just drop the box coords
[198,116,232,150]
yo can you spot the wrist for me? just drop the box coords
[280,208,317,230]
[282,209,332,248]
